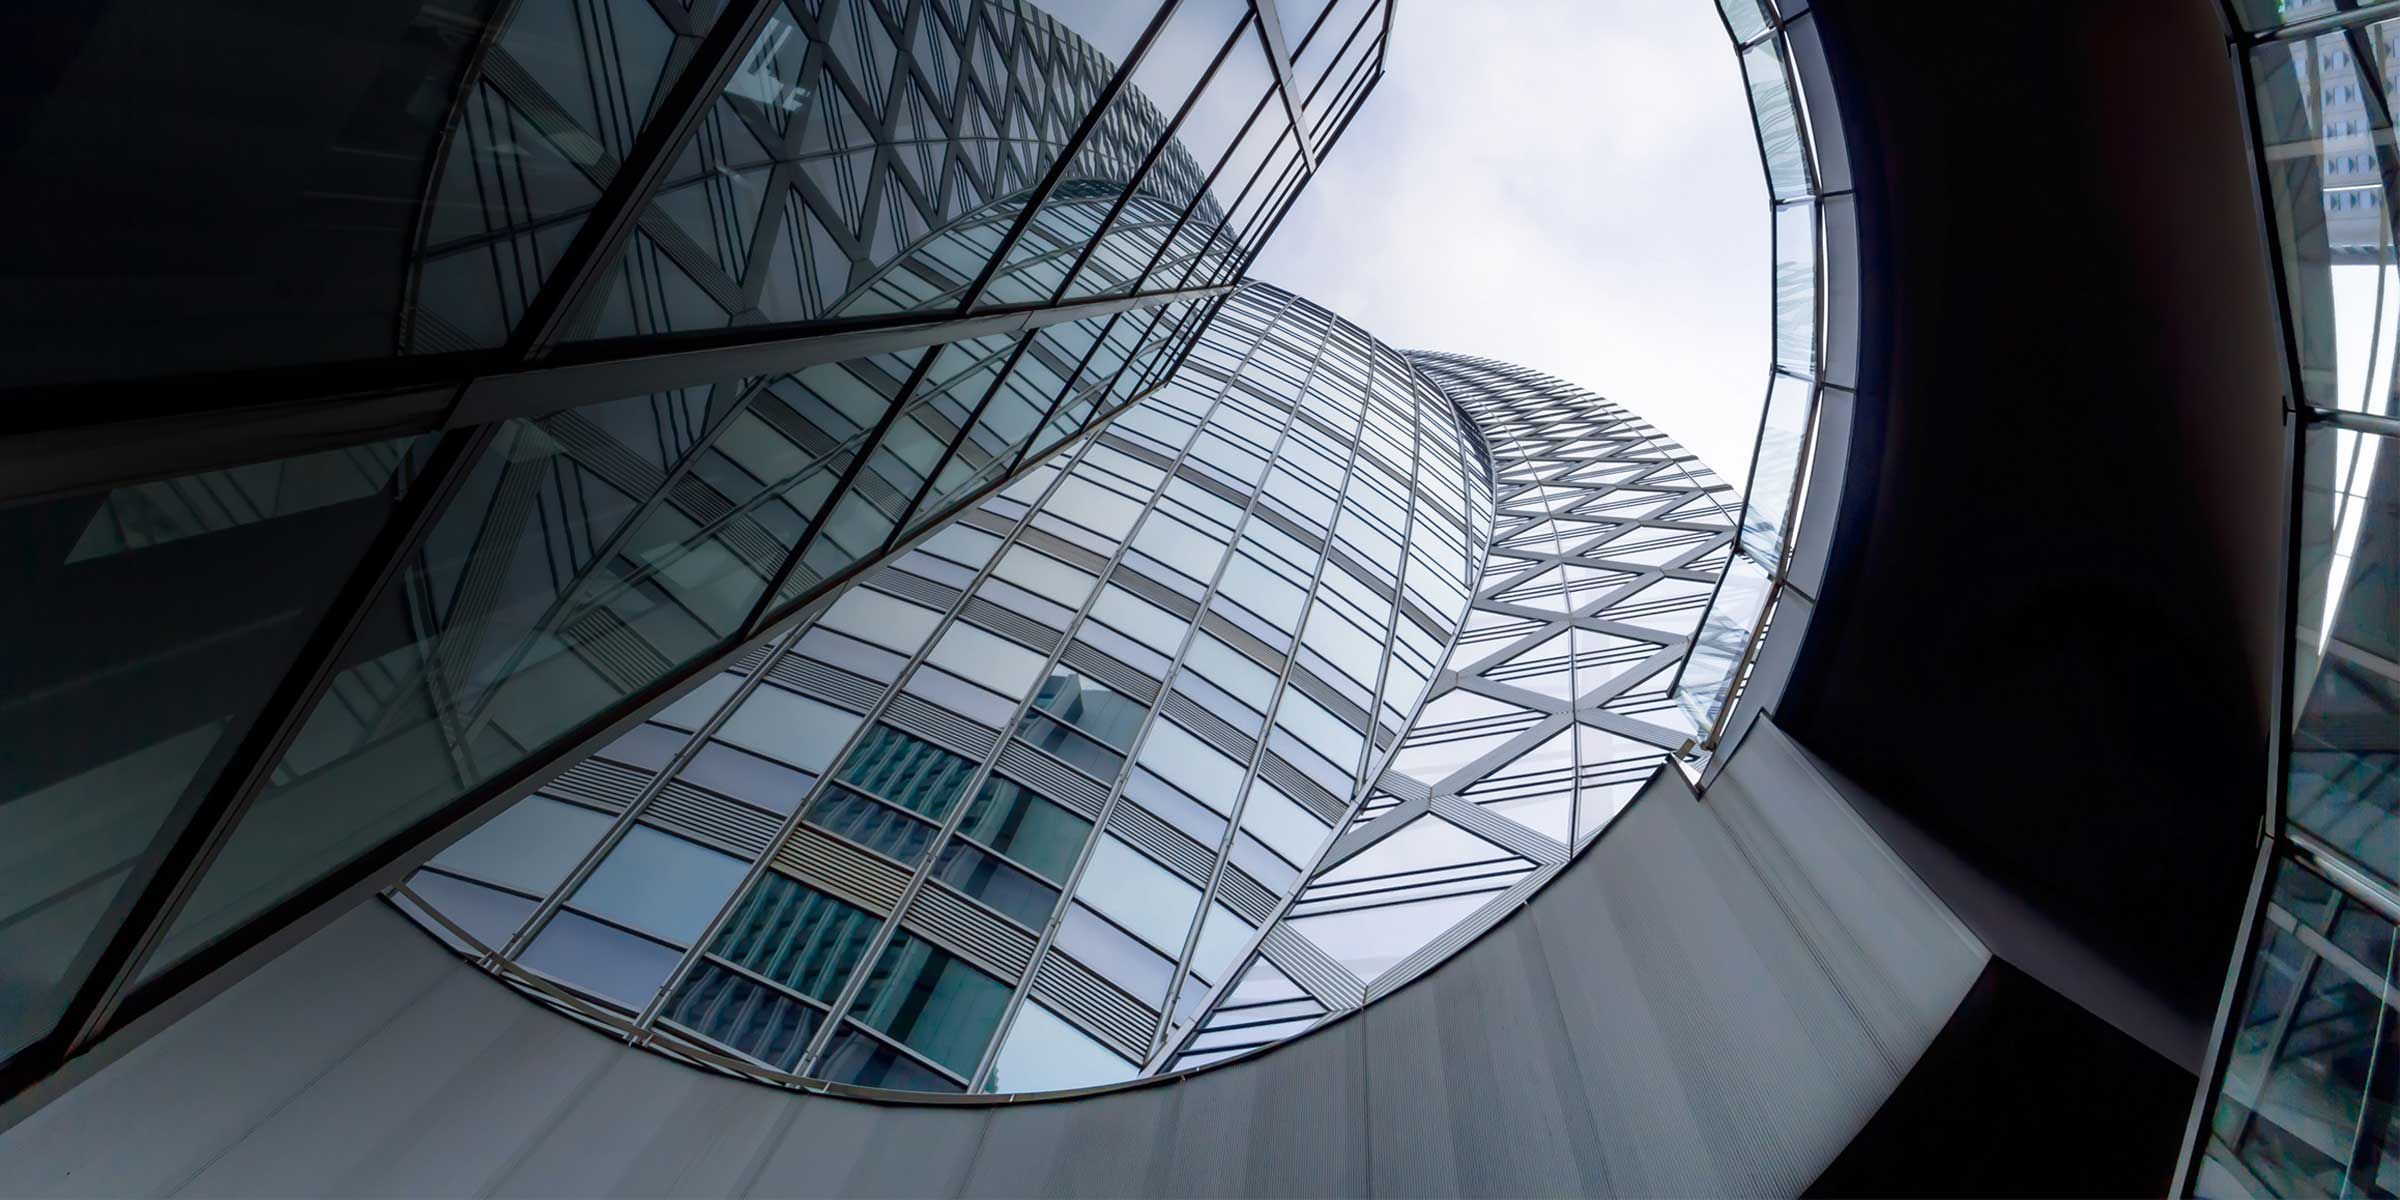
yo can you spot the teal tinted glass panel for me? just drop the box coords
[2289,426,2399,888]
[929,841,1059,930]
[662,959,824,1072]
[845,931,1011,1076]
[804,787,939,865]
[2194,854,2398,1197]
[707,872,879,1003]
[956,777,1095,883]
[0,434,431,1061]
[835,725,978,822]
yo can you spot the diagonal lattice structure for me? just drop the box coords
[1166,351,1739,1070]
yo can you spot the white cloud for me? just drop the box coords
[1247,0,1768,484]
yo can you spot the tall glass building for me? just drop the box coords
[398,282,1737,1093]
[0,0,1390,1102]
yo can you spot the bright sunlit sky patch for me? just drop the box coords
[1246,1,1768,483]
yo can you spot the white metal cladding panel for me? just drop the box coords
[1155,689,1256,763]
[1030,951,1159,1058]
[869,566,962,613]
[1259,923,1369,1010]
[1056,641,1160,702]
[1104,800,1217,884]
[1253,752,1347,824]
[957,599,1064,656]
[906,885,1037,980]
[884,692,1001,760]
[766,654,883,713]
[544,759,650,813]
[1213,865,1279,925]
[643,782,779,858]
[991,744,1110,818]
[1107,566,1197,619]
[772,831,907,915]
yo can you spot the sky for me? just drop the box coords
[1245,0,1769,485]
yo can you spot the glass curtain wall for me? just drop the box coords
[394,279,1494,1094]
[0,0,1391,1104]
[1163,352,1739,1070]
[1675,0,1860,749]
[2185,5,2400,1193]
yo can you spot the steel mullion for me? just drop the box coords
[1133,300,1378,1062]
[1161,351,1510,1066]
[1040,12,1257,309]
[1247,1,1321,173]
[735,343,952,635]
[963,286,1312,1088]
[952,1,1188,315]
[1146,318,1439,1069]
[510,0,787,356]
[47,423,500,1064]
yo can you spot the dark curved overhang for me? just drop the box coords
[1778,0,2283,1052]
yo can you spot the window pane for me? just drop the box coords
[1055,903,1175,1005]
[836,725,979,821]
[805,788,938,865]
[815,1025,961,1093]
[1074,836,1201,954]
[818,588,945,655]
[662,959,823,1073]
[1016,712,1128,781]
[930,841,1060,930]
[984,1002,1136,1094]
[429,794,614,896]
[519,911,683,1011]
[568,825,746,945]
[923,623,1049,701]
[398,871,537,952]
[679,742,815,813]
[706,873,879,1003]
[1237,780,1331,866]
[715,684,863,775]
[846,932,1011,1077]
[956,777,1093,883]
[652,673,741,730]
[1135,719,1247,813]
[991,547,1097,608]
[1189,902,1255,984]
[1025,667,1148,750]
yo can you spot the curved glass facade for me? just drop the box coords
[1166,352,1738,1070]
[399,280,1494,1092]
[0,0,1389,1102]
[2186,5,2400,1194]
[1676,0,1862,754]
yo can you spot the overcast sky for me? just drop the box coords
[1246,0,1768,484]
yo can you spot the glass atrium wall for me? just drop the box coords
[1164,352,1739,1070]
[0,0,1389,1105]
[395,280,1493,1093]
[2183,3,2400,1193]
[1676,0,1861,752]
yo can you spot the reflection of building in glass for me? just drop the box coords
[400,281,1498,1091]
[0,0,1387,1099]
[399,285,1743,1094]
[2186,4,2400,1194]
